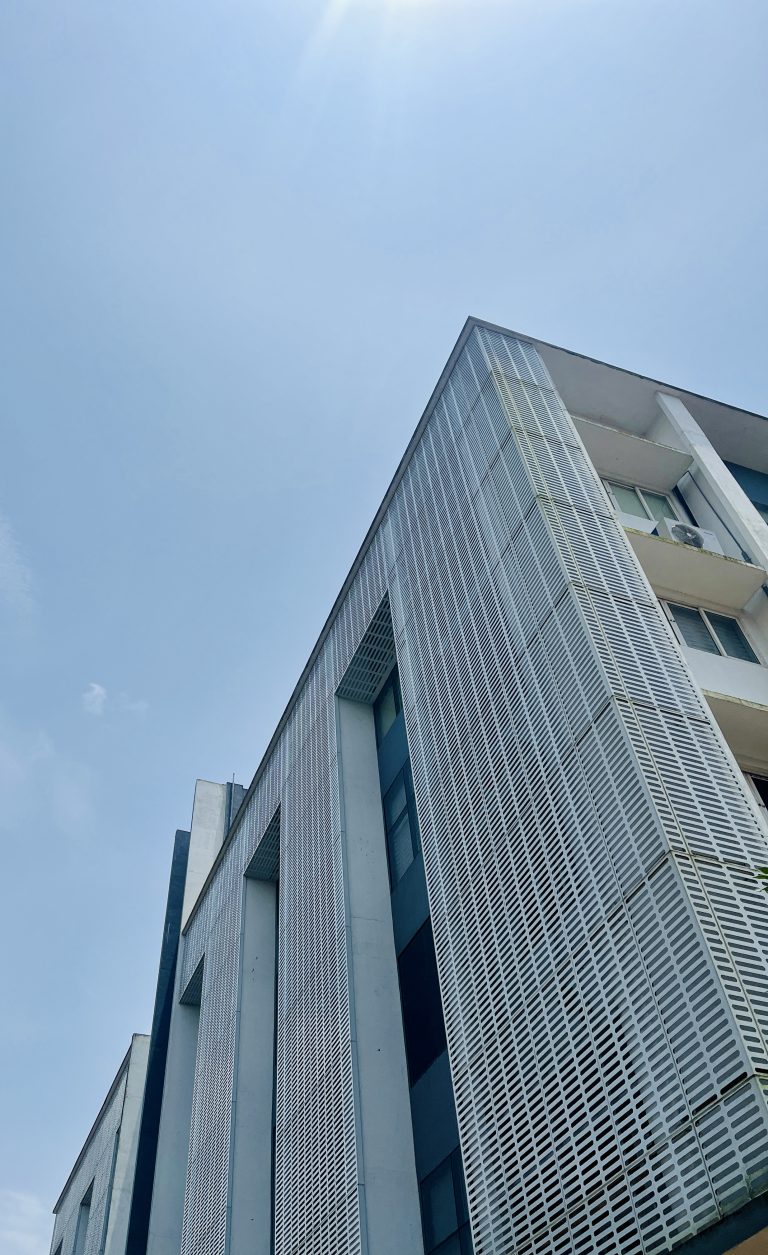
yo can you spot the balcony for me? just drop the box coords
[626,528,766,612]
[574,418,692,493]
[683,648,768,775]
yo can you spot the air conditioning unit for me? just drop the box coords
[656,517,723,554]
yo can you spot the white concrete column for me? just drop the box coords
[182,780,229,928]
[146,778,229,1255]
[337,698,424,1255]
[104,1034,150,1254]
[655,392,768,572]
[145,953,201,1255]
[227,877,277,1255]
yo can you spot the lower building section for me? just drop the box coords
[51,1035,149,1255]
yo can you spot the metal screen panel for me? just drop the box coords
[50,1069,127,1255]
[178,323,768,1255]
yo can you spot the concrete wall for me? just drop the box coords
[144,971,201,1255]
[146,781,228,1255]
[227,877,277,1255]
[181,781,229,929]
[103,1036,150,1255]
[337,697,423,1255]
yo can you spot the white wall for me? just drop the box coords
[337,697,423,1255]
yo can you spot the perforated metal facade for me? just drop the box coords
[51,1052,128,1255]
[177,323,768,1255]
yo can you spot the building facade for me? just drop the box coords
[51,320,768,1255]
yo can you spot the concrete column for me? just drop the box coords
[182,780,229,929]
[655,391,768,572]
[145,950,201,1255]
[103,1034,150,1254]
[227,878,277,1255]
[337,698,424,1255]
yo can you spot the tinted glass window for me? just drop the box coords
[708,612,759,663]
[608,482,645,518]
[643,490,675,523]
[384,775,407,830]
[398,921,447,1084]
[668,605,719,655]
[422,1158,457,1250]
[751,776,768,807]
[382,765,418,887]
[388,812,415,883]
[420,1149,472,1253]
[374,670,401,745]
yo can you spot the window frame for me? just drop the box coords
[373,669,402,747]
[381,762,420,889]
[745,773,768,813]
[603,479,687,525]
[663,601,761,664]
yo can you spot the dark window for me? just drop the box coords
[707,612,759,663]
[750,776,768,808]
[431,1231,473,1255]
[420,1149,471,1253]
[667,604,759,663]
[374,670,402,746]
[422,1157,457,1249]
[398,921,447,1084]
[668,604,720,655]
[382,764,419,887]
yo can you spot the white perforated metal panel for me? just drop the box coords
[50,1062,127,1255]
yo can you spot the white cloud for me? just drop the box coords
[0,1188,53,1255]
[81,682,108,716]
[0,513,33,614]
[81,684,149,717]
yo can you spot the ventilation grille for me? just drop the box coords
[244,808,280,882]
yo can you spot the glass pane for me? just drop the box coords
[374,683,398,745]
[384,775,408,831]
[431,1235,462,1255]
[708,613,759,663]
[388,812,414,883]
[668,605,719,654]
[642,491,676,523]
[451,1148,470,1227]
[397,921,447,1084]
[750,776,768,807]
[608,482,645,518]
[421,1158,458,1250]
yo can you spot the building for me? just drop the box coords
[50,319,768,1255]
[50,1035,149,1255]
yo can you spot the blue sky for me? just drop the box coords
[1,0,767,1250]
